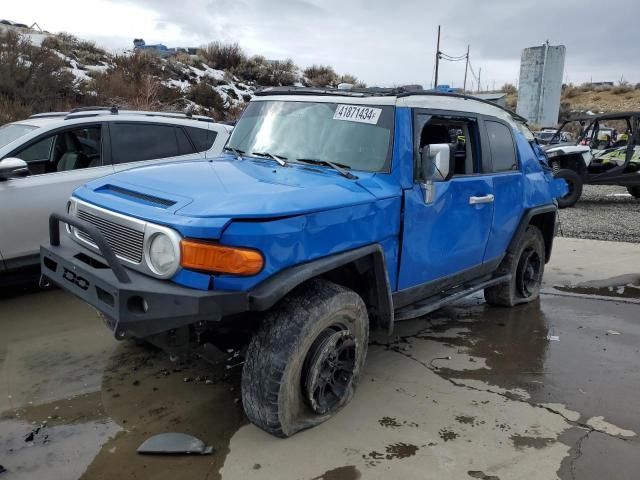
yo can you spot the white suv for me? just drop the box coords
[0,108,232,279]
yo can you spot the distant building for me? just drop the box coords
[473,92,507,108]
[517,43,566,126]
[133,38,198,57]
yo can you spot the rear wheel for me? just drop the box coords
[485,226,545,307]
[554,168,583,208]
[241,279,369,437]
[627,186,640,198]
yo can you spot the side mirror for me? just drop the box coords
[420,143,454,182]
[0,158,29,180]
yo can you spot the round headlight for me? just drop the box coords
[148,233,178,276]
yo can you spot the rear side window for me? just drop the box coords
[176,127,195,155]
[186,127,217,153]
[486,121,518,172]
[110,124,183,164]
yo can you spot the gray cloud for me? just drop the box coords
[87,0,640,86]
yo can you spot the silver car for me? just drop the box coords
[0,108,232,280]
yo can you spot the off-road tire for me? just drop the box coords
[484,226,545,307]
[241,279,369,437]
[627,186,640,199]
[554,168,583,208]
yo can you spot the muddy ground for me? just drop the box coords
[0,237,638,479]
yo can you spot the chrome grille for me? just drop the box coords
[76,209,144,263]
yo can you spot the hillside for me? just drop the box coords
[0,27,362,124]
[559,84,640,115]
[502,83,640,124]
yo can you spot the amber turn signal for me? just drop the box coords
[180,240,264,275]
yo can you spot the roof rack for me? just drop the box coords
[28,112,70,119]
[255,86,527,123]
[68,106,119,114]
[59,107,215,122]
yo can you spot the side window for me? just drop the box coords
[418,117,478,177]
[110,123,180,164]
[486,121,518,172]
[14,136,55,168]
[13,125,102,174]
[186,127,217,153]
[176,128,195,156]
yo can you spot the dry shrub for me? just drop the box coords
[501,83,517,94]
[0,96,32,125]
[187,82,225,113]
[591,95,602,102]
[612,85,633,95]
[303,65,338,87]
[233,56,298,86]
[199,42,245,70]
[562,85,579,98]
[41,32,107,65]
[87,51,180,110]
[224,103,247,122]
[268,59,298,86]
[339,74,366,88]
[0,30,76,123]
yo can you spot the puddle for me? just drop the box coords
[510,434,556,449]
[0,288,247,480]
[311,465,361,480]
[554,274,640,300]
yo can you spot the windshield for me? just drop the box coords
[227,100,394,172]
[0,123,38,149]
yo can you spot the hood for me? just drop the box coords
[75,156,399,236]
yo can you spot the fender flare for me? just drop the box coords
[507,204,558,263]
[248,244,394,333]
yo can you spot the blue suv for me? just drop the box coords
[41,87,567,437]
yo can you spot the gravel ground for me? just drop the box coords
[558,185,640,243]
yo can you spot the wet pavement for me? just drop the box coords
[1,237,639,479]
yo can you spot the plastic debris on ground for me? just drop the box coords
[137,433,214,455]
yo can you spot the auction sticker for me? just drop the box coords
[333,104,382,124]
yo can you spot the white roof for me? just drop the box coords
[253,93,522,130]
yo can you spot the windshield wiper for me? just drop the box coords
[250,151,288,167]
[295,158,357,179]
[223,146,245,160]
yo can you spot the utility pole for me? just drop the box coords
[463,44,470,92]
[434,25,441,88]
[477,68,482,93]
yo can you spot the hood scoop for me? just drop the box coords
[97,184,177,209]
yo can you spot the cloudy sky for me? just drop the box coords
[4,0,639,88]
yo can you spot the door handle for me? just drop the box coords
[469,194,495,205]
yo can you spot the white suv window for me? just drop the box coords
[110,123,195,164]
[13,125,103,174]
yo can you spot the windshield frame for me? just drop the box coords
[0,123,39,150]
[227,99,396,174]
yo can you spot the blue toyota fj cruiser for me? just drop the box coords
[41,87,567,437]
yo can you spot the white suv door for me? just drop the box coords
[0,124,114,268]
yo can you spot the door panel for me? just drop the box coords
[484,173,524,261]
[0,166,114,262]
[397,176,494,290]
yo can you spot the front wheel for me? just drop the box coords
[554,168,583,208]
[485,226,546,307]
[241,279,369,437]
[627,186,640,199]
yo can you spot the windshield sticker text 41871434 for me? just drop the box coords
[333,105,382,125]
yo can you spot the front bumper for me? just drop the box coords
[41,213,249,339]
